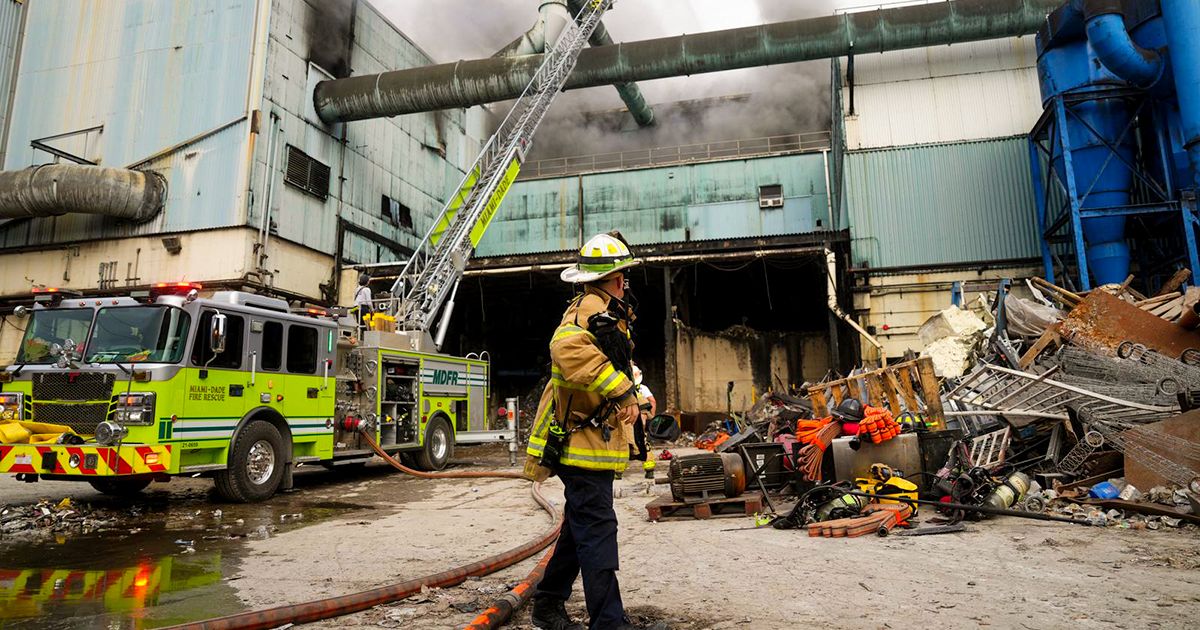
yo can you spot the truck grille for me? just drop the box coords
[32,372,115,402]
[30,402,113,436]
[31,373,117,436]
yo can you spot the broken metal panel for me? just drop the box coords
[476,152,830,258]
[845,137,1041,269]
[1058,290,1200,360]
[945,363,1180,428]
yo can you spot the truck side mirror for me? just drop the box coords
[210,313,228,355]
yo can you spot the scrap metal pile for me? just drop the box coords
[644,273,1200,536]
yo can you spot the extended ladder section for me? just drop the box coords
[389,0,612,335]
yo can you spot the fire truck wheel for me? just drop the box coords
[88,477,153,496]
[215,420,286,502]
[416,416,454,471]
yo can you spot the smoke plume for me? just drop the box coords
[379,0,846,159]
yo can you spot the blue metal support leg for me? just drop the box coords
[1054,97,1093,290]
[1028,135,1055,284]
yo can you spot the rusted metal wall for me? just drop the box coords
[254,0,487,266]
[0,0,260,248]
[476,152,832,257]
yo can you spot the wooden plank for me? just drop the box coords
[897,364,921,410]
[881,370,903,415]
[866,375,887,411]
[1159,303,1183,321]
[1155,269,1192,297]
[1150,298,1182,317]
[1019,326,1062,370]
[830,383,846,408]
[1117,274,1135,297]
[1031,276,1081,306]
[809,388,829,418]
[644,492,763,522]
[1135,292,1181,308]
[844,376,864,400]
[916,357,945,429]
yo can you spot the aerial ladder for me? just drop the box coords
[387,0,612,351]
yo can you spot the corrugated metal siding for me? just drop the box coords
[0,0,24,166]
[0,0,259,247]
[843,37,1042,150]
[257,0,487,263]
[476,153,832,257]
[845,137,1040,269]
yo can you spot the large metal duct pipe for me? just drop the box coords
[495,0,574,57]
[564,0,654,127]
[0,165,165,222]
[314,0,1063,123]
[1161,0,1200,189]
[1074,0,1165,89]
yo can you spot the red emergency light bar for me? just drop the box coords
[31,287,82,304]
[152,282,202,296]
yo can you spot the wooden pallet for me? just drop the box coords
[645,491,763,522]
[806,357,944,429]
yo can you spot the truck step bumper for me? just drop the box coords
[0,444,171,476]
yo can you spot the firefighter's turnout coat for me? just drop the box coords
[525,286,638,480]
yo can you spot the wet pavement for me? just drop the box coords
[0,460,442,629]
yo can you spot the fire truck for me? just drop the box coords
[0,284,495,501]
[0,1,612,501]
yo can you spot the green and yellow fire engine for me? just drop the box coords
[0,284,501,501]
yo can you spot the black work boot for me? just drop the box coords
[530,597,584,630]
[615,619,671,630]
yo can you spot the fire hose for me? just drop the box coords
[165,431,562,630]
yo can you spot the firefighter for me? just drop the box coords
[351,272,373,327]
[525,232,667,630]
[629,363,653,462]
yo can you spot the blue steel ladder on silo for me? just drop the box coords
[388,0,612,338]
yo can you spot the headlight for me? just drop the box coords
[0,393,22,421]
[112,393,155,426]
[95,421,129,446]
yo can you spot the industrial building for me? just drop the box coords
[1,0,1195,423]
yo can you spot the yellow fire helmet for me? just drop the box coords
[560,232,640,284]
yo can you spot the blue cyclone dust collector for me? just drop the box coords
[1031,0,1200,290]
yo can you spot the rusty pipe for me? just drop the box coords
[0,164,165,222]
[164,434,562,630]
[565,0,654,127]
[314,0,1062,123]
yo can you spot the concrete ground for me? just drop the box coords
[2,446,1199,629]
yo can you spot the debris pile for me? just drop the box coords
[0,498,115,537]
[641,273,1200,540]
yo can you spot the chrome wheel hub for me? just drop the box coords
[431,428,448,461]
[246,440,276,485]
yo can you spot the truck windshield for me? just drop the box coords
[16,309,95,364]
[85,306,192,364]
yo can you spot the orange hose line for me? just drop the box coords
[162,432,563,630]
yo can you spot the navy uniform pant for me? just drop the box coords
[535,464,624,630]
